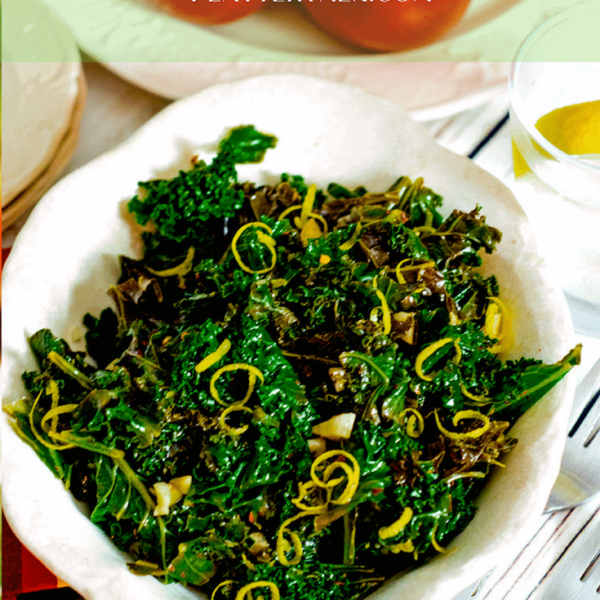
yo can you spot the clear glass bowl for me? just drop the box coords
[509,2,600,336]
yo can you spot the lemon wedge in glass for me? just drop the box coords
[513,99,600,177]
[536,99,600,155]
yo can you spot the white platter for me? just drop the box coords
[2,75,576,600]
[39,0,586,116]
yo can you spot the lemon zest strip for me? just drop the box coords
[279,205,328,238]
[339,222,363,251]
[395,259,435,285]
[47,379,60,433]
[278,205,302,221]
[40,403,78,436]
[306,213,329,234]
[434,410,490,441]
[291,481,329,514]
[241,553,256,571]
[399,408,424,438]
[299,184,317,227]
[219,404,253,435]
[147,247,195,288]
[231,222,277,275]
[373,278,391,335]
[379,507,413,540]
[322,462,357,505]
[431,524,450,553]
[459,382,489,404]
[452,339,462,365]
[211,580,234,600]
[195,339,232,373]
[445,471,487,484]
[29,391,75,451]
[257,230,276,249]
[389,539,415,554]
[310,450,360,505]
[276,516,305,566]
[210,363,265,407]
[415,338,455,381]
[235,581,280,600]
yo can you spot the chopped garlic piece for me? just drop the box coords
[307,437,327,455]
[152,481,184,516]
[169,475,192,495]
[312,413,356,441]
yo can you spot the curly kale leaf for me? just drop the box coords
[27,328,70,368]
[219,125,277,164]
[84,308,121,368]
[427,207,502,268]
[327,182,368,199]
[128,126,277,264]
[492,345,582,420]
[389,176,444,228]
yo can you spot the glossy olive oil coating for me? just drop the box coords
[5,127,580,600]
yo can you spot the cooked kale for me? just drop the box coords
[5,126,580,600]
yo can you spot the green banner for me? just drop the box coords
[3,0,600,63]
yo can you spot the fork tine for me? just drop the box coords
[571,511,600,597]
[546,359,600,512]
[584,414,600,448]
[571,388,600,446]
[569,358,600,434]
[580,547,600,582]
[540,504,600,600]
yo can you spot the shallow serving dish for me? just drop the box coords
[2,75,576,600]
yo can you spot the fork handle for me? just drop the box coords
[545,357,600,513]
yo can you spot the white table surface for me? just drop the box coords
[3,61,600,599]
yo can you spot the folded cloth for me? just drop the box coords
[2,513,68,598]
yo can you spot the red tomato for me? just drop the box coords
[151,0,265,25]
[303,0,471,52]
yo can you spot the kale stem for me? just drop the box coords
[282,350,339,366]
[54,432,125,459]
[47,351,92,389]
[115,480,132,521]
[157,514,167,572]
[112,457,167,571]
[340,352,390,389]
[126,351,166,373]
[343,509,357,565]
[113,456,156,510]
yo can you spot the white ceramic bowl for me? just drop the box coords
[2,75,576,600]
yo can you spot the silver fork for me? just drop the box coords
[454,357,600,600]
[546,356,600,512]
[537,502,600,600]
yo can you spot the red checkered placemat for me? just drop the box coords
[2,514,71,598]
[2,246,71,597]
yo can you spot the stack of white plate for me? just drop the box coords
[2,0,86,230]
